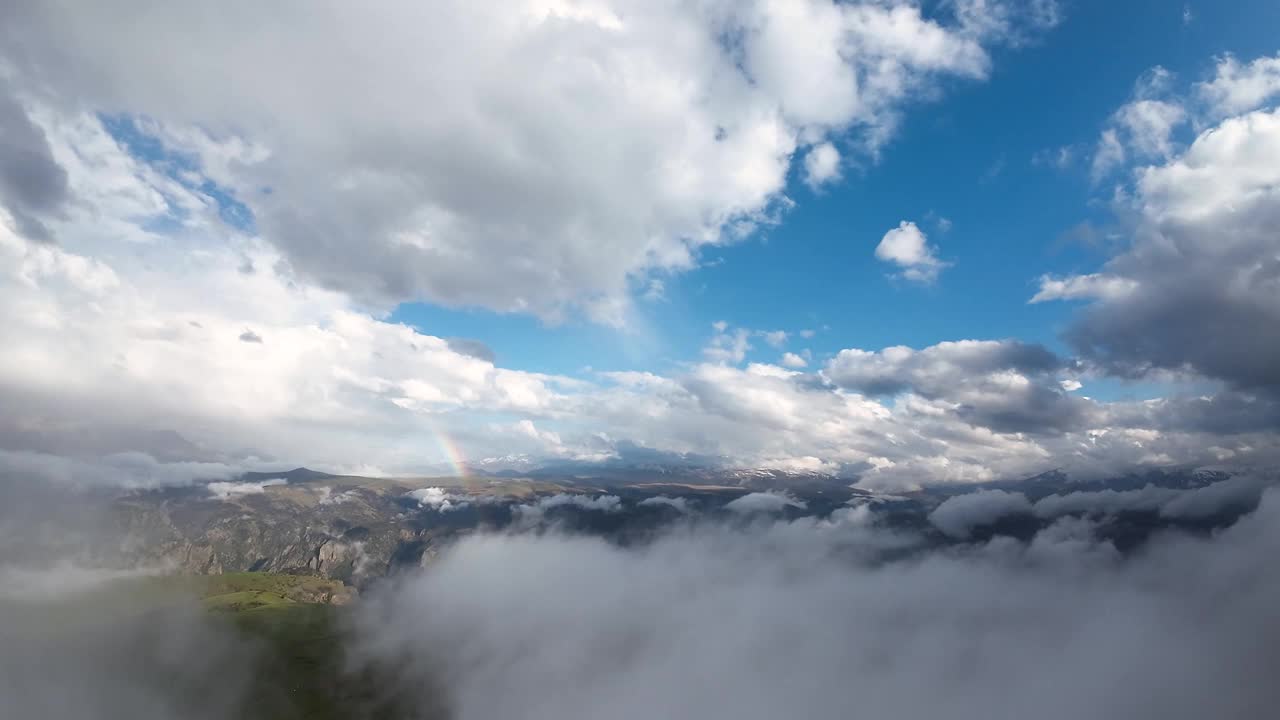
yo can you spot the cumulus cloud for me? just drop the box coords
[703,324,753,364]
[759,330,789,348]
[1197,52,1280,117]
[1160,475,1267,519]
[1114,99,1186,158]
[408,487,469,512]
[1032,476,1269,522]
[1091,68,1186,181]
[204,477,286,500]
[824,340,1088,435]
[1055,102,1280,391]
[928,488,1032,538]
[0,78,68,243]
[353,488,1280,720]
[638,495,693,513]
[514,493,624,525]
[779,352,808,369]
[1033,484,1182,518]
[802,142,841,188]
[1029,273,1138,303]
[315,486,360,506]
[0,128,574,476]
[1090,128,1126,181]
[874,221,948,283]
[725,490,807,514]
[2,37,1279,492]
[0,0,1050,323]
[578,350,1280,490]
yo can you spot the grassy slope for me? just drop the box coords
[201,572,352,611]
[21,572,429,720]
[198,573,425,720]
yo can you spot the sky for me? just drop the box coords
[1,0,1280,488]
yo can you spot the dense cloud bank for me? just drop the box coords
[2,479,1280,719]
[351,489,1280,720]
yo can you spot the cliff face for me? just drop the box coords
[67,466,1262,588]
[108,481,463,587]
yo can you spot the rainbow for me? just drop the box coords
[424,416,469,478]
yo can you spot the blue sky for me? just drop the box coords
[388,0,1279,389]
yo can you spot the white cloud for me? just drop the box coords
[2,46,1280,492]
[351,490,1280,720]
[1033,484,1178,518]
[1032,476,1269,521]
[1091,68,1186,181]
[205,478,287,500]
[703,325,753,364]
[725,490,806,514]
[316,486,359,505]
[759,330,788,348]
[929,489,1032,538]
[1114,100,1186,158]
[514,493,624,525]
[874,220,948,283]
[0,113,577,473]
[780,352,808,369]
[1090,129,1126,180]
[802,142,841,187]
[1060,101,1280,390]
[1033,145,1075,169]
[638,495,692,513]
[408,487,469,512]
[0,0,1045,324]
[5,168,1278,491]
[1197,52,1280,116]
[822,340,1091,435]
[1030,273,1138,303]
[1160,475,1266,519]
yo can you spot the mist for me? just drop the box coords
[0,568,262,720]
[4,476,1280,720]
[352,491,1280,720]
[0,477,260,720]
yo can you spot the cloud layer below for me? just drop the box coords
[353,488,1280,720]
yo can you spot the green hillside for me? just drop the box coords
[4,572,437,720]
[195,573,429,720]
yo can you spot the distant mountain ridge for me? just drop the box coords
[122,461,1264,591]
[233,462,1240,498]
[238,467,339,484]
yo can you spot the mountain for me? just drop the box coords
[238,467,340,484]
[60,462,1260,589]
[920,466,1235,501]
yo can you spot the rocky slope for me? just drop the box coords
[64,465,1266,587]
